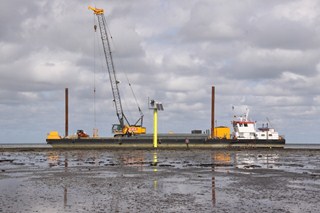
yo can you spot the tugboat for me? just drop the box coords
[232,108,283,141]
[211,107,286,147]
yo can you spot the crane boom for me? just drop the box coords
[89,6,146,136]
[89,6,128,128]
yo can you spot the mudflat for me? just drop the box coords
[1,149,319,212]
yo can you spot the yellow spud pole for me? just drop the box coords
[153,109,158,148]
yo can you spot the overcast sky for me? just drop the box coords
[1,0,320,143]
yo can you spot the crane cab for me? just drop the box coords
[112,124,146,137]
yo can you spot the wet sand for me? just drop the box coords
[1,149,320,212]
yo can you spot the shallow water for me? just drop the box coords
[1,149,320,212]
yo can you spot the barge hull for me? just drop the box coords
[46,137,285,149]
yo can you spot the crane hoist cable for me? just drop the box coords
[101,13,144,126]
[124,73,144,125]
[93,14,115,119]
[109,38,144,125]
[93,13,97,128]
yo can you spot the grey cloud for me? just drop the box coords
[1,0,320,143]
[248,16,320,50]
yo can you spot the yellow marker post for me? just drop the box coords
[153,108,158,148]
[149,99,163,149]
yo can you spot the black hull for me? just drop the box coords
[46,137,285,149]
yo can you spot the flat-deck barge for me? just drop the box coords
[46,133,285,149]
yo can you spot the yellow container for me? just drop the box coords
[214,126,230,139]
[47,131,61,139]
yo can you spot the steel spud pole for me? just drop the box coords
[153,109,158,148]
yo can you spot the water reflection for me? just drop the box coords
[64,153,68,171]
[234,152,279,170]
[64,153,68,209]
[211,152,232,207]
[153,152,158,190]
[47,152,70,209]
[44,150,283,210]
[211,170,215,207]
[64,186,68,208]
[47,152,59,167]
[209,151,281,171]
[119,151,145,171]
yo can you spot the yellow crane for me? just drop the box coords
[89,6,146,137]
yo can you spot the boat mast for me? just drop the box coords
[211,86,215,138]
[65,88,68,137]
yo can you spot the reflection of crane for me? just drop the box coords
[88,6,146,137]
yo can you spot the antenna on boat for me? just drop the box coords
[266,117,272,128]
[245,108,249,121]
[232,105,236,119]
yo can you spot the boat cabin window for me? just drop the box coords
[261,134,265,136]
[269,134,272,136]
[244,123,248,127]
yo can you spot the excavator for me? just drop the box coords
[88,6,146,137]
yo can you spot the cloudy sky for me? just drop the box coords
[1,0,320,143]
